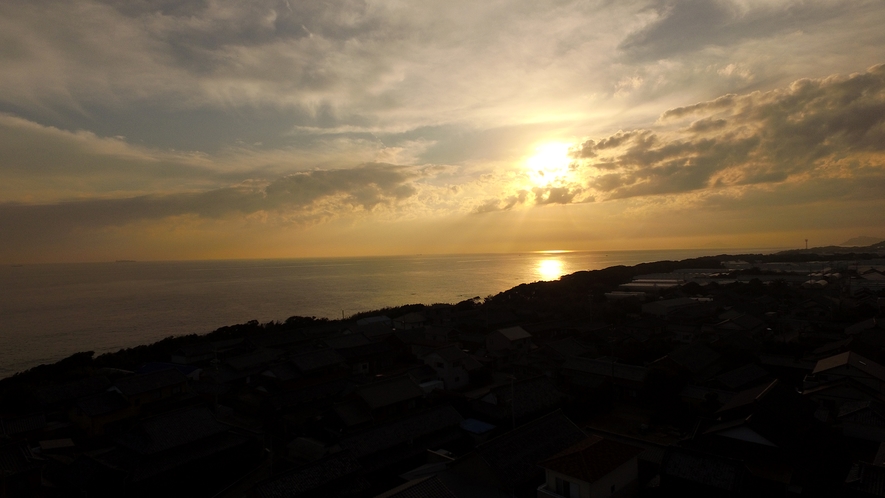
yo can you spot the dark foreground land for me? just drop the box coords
[2,245,885,497]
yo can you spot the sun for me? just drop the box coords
[525,142,573,187]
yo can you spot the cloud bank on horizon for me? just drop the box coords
[1,0,884,261]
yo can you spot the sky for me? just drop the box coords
[1,0,884,263]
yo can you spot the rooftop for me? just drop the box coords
[539,435,643,484]
[496,326,532,341]
[812,351,885,382]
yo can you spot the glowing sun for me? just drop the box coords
[526,142,574,187]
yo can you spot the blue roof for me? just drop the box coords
[460,418,496,434]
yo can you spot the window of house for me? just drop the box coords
[555,477,579,498]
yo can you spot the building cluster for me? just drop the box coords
[1,257,885,497]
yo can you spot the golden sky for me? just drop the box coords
[1,0,884,262]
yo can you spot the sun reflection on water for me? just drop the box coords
[536,258,564,281]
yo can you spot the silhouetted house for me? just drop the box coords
[225,348,285,374]
[660,445,747,495]
[425,326,458,343]
[101,406,257,494]
[334,376,426,429]
[706,313,766,336]
[394,312,426,330]
[668,379,849,496]
[790,297,838,320]
[345,342,396,376]
[560,357,648,399]
[422,345,482,390]
[666,324,700,344]
[448,410,586,497]
[338,405,464,473]
[844,461,885,497]
[113,368,188,407]
[836,401,885,442]
[543,337,590,361]
[375,475,459,498]
[249,450,369,498]
[642,298,703,318]
[70,391,131,436]
[353,315,394,339]
[289,347,347,379]
[650,343,722,381]
[359,375,423,413]
[171,338,246,365]
[265,378,352,432]
[807,337,855,361]
[0,440,42,496]
[487,326,533,359]
[479,310,520,329]
[536,435,644,498]
[804,352,885,395]
[847,318,883,336]
[470,376,567,427]
[714,364,770,391]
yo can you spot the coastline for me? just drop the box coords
[3,244,882,381]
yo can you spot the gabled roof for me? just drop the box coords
[665,344,721,375]
[545,338,589,358]
[486,376,567,419]
[812,352,885,382]
[356,315,391,326]
[426,345,469,363]
[225,348,284,372]
[715,364,769,390]
[76,391,129,417]
[661,446,745,492]
[339,405,462,459]
[117,406,226,455]
[562,357,648,383]
[252,451,365,498]
[114,368,186,397]
[356,376,424,409]
[473,410,586,489]
[376,475,458,498]
[324,333,372,349]
[495,326,531,341]
[717,380,777,414]
[289,348,345,373]
[539,436,643,484]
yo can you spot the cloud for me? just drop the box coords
[574,64,885,201]
[0,163,420,244]
[618,0,866,62]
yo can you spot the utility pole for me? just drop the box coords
[805,239,808,250]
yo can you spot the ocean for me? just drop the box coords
[0,248,772,378]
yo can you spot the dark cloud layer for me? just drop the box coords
[576,64,885,200]
[0,163,417,239]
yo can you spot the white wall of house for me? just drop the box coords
[423,353,469,390]
[541,456,638,498]
[587,457,639,498]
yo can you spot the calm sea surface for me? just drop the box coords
[0,249,773,377]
